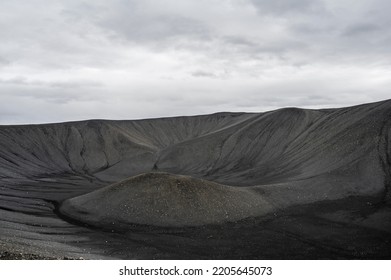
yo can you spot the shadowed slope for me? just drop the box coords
[59,172,272,227]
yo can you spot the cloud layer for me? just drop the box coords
[1,0,390,124]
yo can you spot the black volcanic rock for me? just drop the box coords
[59,172,272,227]
[1,100,391,259]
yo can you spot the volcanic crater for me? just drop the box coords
[1,100,391,259]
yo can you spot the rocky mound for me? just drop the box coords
[59,172,272,227]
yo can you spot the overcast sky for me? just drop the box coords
[1,0,390,124]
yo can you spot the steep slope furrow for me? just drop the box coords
[378,118,391,202]
[155,108,326,183]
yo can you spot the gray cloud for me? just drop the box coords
[0,0,390,124]
[343,23,380,37]
[102,14,209,43]
[0,77,103,89]
[191,71,218,78]
[0,57,10,66]
[250,0,322,15]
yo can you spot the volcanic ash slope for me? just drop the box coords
[59,172,272,228]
